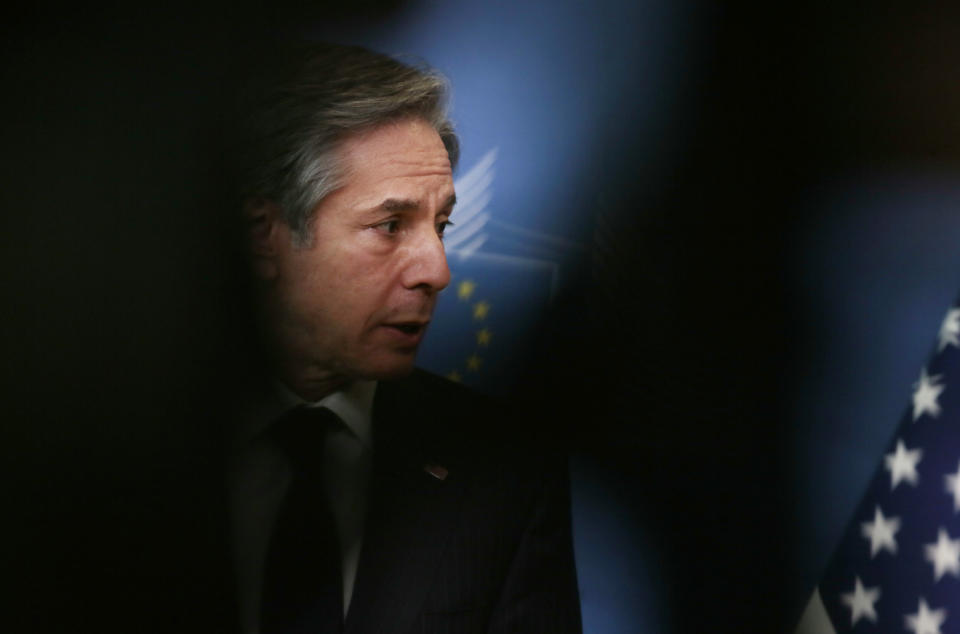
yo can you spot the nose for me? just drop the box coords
[400,226,451,293]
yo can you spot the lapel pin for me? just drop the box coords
[423,463,449,481]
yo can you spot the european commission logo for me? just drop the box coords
[442,278,493,383]
[417,148,581,395]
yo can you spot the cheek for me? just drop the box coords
[276,250,340,325]
[337,263,399,324]
[296,247,396,327]
[332,237,400,286]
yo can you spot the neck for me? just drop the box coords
[255,298,351,402]
[273,359,351,403]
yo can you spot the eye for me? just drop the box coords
[437,220,454,238]
[375,219,401,235]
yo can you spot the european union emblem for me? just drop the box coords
[416,147,571,396]
[418,252,557,396]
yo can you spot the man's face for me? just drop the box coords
[266,118,455,393]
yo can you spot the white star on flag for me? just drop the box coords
[861,505,901,557]
[913,368,945,421]
[945,462,960,512]
[840,576,880,625]
[794,297,960,634]
[939,308,960,351]
[884,439,922,489]
[924,528,960,582]
[905,597,947,634]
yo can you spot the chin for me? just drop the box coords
[355,354,417,380]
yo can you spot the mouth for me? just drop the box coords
[390,323,424,334]
[381,321,430,344]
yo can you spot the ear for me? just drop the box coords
[243,197,284,281]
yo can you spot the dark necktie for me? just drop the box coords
[260,406,344,634]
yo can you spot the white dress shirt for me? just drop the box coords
[228,380,377,634]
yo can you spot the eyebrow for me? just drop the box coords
[379,193,457,213]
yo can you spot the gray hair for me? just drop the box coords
[240,43,459,247]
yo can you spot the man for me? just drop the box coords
[229,43,581,633]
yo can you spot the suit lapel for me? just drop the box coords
[344,374,467,634]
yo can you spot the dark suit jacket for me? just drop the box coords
[12,369,580,634]
[345,369,582,634]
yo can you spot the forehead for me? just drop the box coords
[336,118,454,202]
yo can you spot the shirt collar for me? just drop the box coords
[274,379,376,449]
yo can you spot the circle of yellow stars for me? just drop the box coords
[445,278,493,383]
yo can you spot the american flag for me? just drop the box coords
[798,300,960,633]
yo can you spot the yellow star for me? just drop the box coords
[446,370,463,382]
[466,355,483,371]
[476,328,493,346]
[457,280,476,301]
[472,301,490,320]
